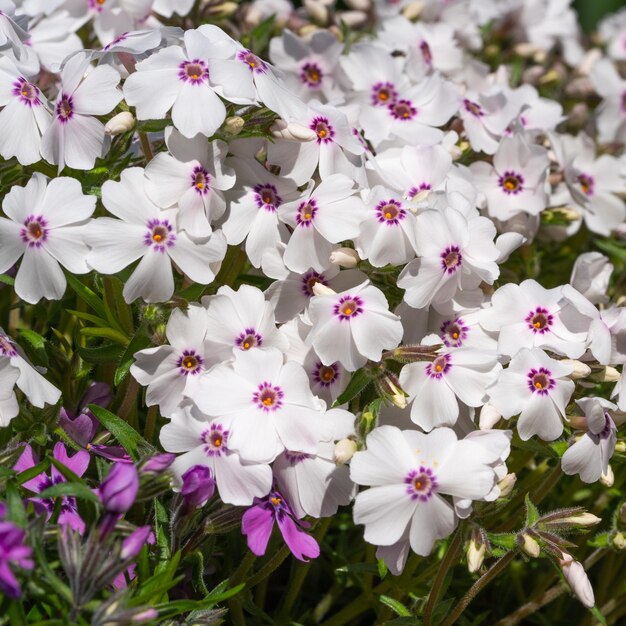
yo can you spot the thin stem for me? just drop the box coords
[440,551,517,626]
[144,405,158,443]
[139,132,153,162]
[423,528,464,626]
[246,545,291,588]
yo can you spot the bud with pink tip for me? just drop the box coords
[559,552,595,608]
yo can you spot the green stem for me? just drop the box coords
[440,551,517,626]
[144,405,158,443]
[246,545,291,588]
[139,132,153,162]
[423,528,463,626]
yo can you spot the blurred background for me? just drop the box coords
[575,0,625,32]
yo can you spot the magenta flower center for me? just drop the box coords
[463,98,483,117]
[577,173,594,197]
[405,467,438,501]
[440,245,462,273]
[499,171,524,195]
[371,81,397,107]
[440,318,469,347]
[179,60,209,84]
[21,215,48,248]
[296,199,318,226]
[376,199,406,225]
[191,166,210,195]
[56,94,74,123]
[300,62,323,87]
[12,77,39,107]
[333,295,364,321]
[238,49,267,73]
[426,354,451,379]
[525,307,553,334]
[202,423,228,456]
[145,219,176,251]
[313,362,339,387]
[301,270,328,297]
[177,350,204,375]
[389,99,417,121]
[0,334,17,357]
[527,367,555,395]
[236,328,263,350]
[254,183,282,212]
[253,382,284,412]
[310,116,334,144]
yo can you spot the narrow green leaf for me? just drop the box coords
[488,533,517,550]
[377,558,388,579]
[15,459,51,486]
[80,326,129,345]
[525,493,540,527]
[17,329,49,367]
[88,404,151,461]
[378,595,412,617]
[77,343,124,364]
[114,331,152,387]
[332,369,371,407]
[66,309,110,327]
[39,482,99,503]
[6,482,27,527]
[65,274,108,319]
[0,273,15,285]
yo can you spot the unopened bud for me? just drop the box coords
[560,513,601,527]
[312,282,336,297]
[568,102,589,126]
[520,533,541,558]
[577,48,603,76]
[271,119,317,142]
[304,0,329,23]
[206,1,238,17]
[616,441,626,453]
[401,0,424,20]
[592,366,621,383]
[105,111,135,136]
[224,116,245,135]
[561,360,591,380]
[133,609,159,623]
[564,76,594,98]
[329,247,359,268]
[568,415,588,430]
[559,552,595,608]
[614,223,626,241]
[333,438,357,465]
[539,68,562,84]
[600,465,614,487]
[375,372,407,409]
[515,42,543,58]
[498,473,516,497]
[467,539,486,573]
[345,0,371,9]
[613,532,626,550]
[479,403,502,430]
[336,10,368,27]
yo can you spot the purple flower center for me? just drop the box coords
[300,62,323,87]
[238,49,268,74]
[525,307,553,334]
[301,270,328,297]
[284,451,313,464]
[235,328,263,351]
[407,183,432,199]
[420,40,433,65]
[440,245,462,273]
[463,98,483,117]
[103,31,129,50]
[405,467,438,501]
[577,173,594,197]
[21,215,48,248]
[333,295,364,321]
[440,318,469,348]
[12,77,40,107]
[55,94,73,123]
[201,423,228,456]
[144,219,176,251]
[313,362,339,387]
[191,165,210,195]
[177,350,204,376]
[591,413,614,443]
[253,382,284,412]
[179,60,209,84]
[499,171,525,195]
[296,199,318,227]
[371,81,397,107]
[0,334,17,358]
[89,0,107,12]
[376,199,406,225]
[310,116,334,144]
[527,367,555,395]
[426,354,451,379]
[389,99,417,121]
[254,183,282,212]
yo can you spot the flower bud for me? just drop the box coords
[99,463,139,514]
[121,526,154,560]
[615,441,626,453]
[336,10,368,27]
[133,610,159,623]
[345,0,371,9]
[467,539,486,573]
[498,473,517,497]
[559,552,595,608]
[375,372,407,409]
[401,1,424,20]
[613,532,626,550]
[312,282,336,297]
[181,465,215,510]
[270,119,317,142]
[224,116,245,135]
[520,533,540,558]
[560,359,591,380]
[105,112,135,136]
[514,42,543,58]
[591,366,621,383]
[333,439,357,465]
[559,513,601,527]
[329,247,359,268]
[479,403,502,430]
[304,0,328,24]
[568,102,589,126]
[140,453,175,475]
[206,1,238,17]
[600,465,614,487]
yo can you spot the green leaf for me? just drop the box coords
[6,482,27,527]
[77,343,124,364]
[38,482,100,503]
[525,493,540,527]
[103,277,134,335]
[65,274,108,319]
[0,273,15,285]
[488,533,517,550]
[15,459,51,486]
[379,596,412,617]
[152,584,245,619]
[114,331,152,387]
[377,558,388,579]
[587,532,609,548]
[66,309,110,327]
[88,404,151,461]
[332,369,371,407]
[17,329,49,367]
[595,238,626,262]
[80,326,129,344]
[548,441,568,458]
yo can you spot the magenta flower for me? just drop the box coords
[181,465,216,511]
[98,463,139,514]
[0,519,34,598]
[14,443,90,533]
[242,490,320,562]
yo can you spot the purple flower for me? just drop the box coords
[121,526,155,560]
[139,453,176,475]
[242,490,320,562]
[0,520,34,598]
[98,463,139,514]
[14,443,90,533]
[181,465,215,510]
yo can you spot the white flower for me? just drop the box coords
[351,425,508,559]
[86,167,226,303]
[399,347,501,431]
[471,133,550,221]
[559,552,595,608]
[130,305,218,418]
[562,397,617,484]
[161,406,272,506]
[0,356,19,426]
[40,54,122,172]
[487,348,574,441]
[0,173,94,304]
[397,207,500,310]
[570,252,613,305]
[273,408,356,518]
[0,56,51,165]
[145,127,235,238]
[589,58,626,144]
[307,280,403,371]
[201,284,288,361]
[193,347,324,463]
